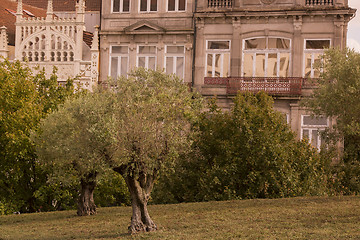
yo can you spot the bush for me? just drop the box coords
[33,171,131,212]
[153,92,331,203]
[94,171,131,207]
[34,183,78,212]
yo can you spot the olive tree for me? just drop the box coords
[109,68,202,233]
[35,91,116,216]
[36,68,202,228]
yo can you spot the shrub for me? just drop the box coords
[153,92,331,203]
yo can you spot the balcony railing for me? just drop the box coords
[208,0,232,8]
[305,0,333,6]
[204,77,305,95]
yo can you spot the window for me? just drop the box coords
[165,46,185,79]
[301,115,328,150]
[304,39,330,78]
[242,37,291,78]
[112,0,130,12]
[206,40,230,77]
[243,38,290,77]
[167,0,185,11]
[109,46,129,79]
[140,0,157,12]
[281,113,290,125]
[137,45,157,70]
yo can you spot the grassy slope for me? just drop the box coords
[1,196,360,240]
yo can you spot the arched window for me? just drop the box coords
[21,33,75,62]
[242,37,291,78]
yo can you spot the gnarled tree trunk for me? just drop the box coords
[114,166,157,234]
[77,172,97,216]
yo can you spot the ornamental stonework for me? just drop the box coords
[260,0,276,4]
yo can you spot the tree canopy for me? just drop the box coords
[153,92,330,203]
[303,48,360,193]
[0,60,74,214]
[35,68,202,230]
[109,68,202,233]
[35,90,116,215]
[304,48,360,138]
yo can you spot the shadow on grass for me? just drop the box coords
[0,211,82,226]
[30,232,131,240]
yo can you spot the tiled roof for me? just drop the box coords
[83,31,94,48]
[23,0,101,12]
[0,0,47,45]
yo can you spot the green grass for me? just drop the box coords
[1,196,360,239]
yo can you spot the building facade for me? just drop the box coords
[93,0,355,148]
[194,0,355,149]
[23,0,101,33]
[0,0,100,90]
[100,0,195,84]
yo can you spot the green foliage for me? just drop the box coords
[34,90,117,202]
[304,48,360,137]
[303,48,360,194]
[0,60,75,214]
[108,68,203,175]
[94,171,130,207]
[34,183,78,212]
[35,68,199,212]
[153,92,330,203]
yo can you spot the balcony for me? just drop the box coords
[204,77,306,96]
[305,0,333,6]
[208,0,232,8]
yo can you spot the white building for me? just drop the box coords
[0,0,100,90]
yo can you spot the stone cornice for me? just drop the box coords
[195,8,355,18]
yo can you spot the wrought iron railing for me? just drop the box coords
[208,0,232,8]
[305,0,333,6]
[204,77,306,95]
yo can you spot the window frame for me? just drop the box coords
[139,0,157,12]
[166,0,186,12]
[205,40,231,78]
[301,115,329,150]
[303,39,331,78]
[111,0,130,13]
[136,45,157,70]
[164,45,185,80]
[109,45,129,79]
[241,37,292,78]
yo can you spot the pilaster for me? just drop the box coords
[185,34,193,84]
[292,16,303,77]
[194,17,205,90]
[157,35,164,69]
[290,103,301,140]
[231,17,241,77]
[46,0,53,20]
[75,0,85,61]
[334,16,345,49]
[0,26,9,59]
[15,0,23,60]
[90,26,100,89]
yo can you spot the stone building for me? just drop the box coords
[195,0,355,149]
[100,0,355,149]
[0,0,100,90]
[23,0,101,33]
[100,0,195,83]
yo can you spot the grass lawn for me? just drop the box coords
[1,196,360,239]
